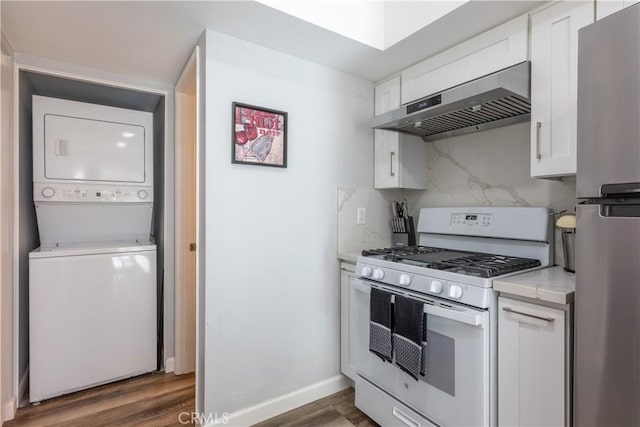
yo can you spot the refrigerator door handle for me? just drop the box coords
[601,182,640,197]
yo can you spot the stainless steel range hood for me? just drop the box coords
[372,61,531,141]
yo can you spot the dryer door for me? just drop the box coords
[44,114,146,183]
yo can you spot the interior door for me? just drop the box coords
[174,46,199,380]
[575,204,640,425]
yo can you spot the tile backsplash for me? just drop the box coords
[337,187,395,257]
[397,122,576,266]
[338,122,577,267]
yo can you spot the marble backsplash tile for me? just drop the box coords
[396,122,577,267]
[338,122,577,267]
[337,187,398,257]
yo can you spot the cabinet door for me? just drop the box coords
[401,15,528,105]
[498,297,566,427]
[373,76,427,190]
[340,265,357,380]
[374,131,400,189]
[374,76,400,116]
[530,1,594,178]
[374,77,402,189]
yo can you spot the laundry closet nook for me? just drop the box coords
[15,68,169,404]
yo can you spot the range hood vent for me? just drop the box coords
[372,61,531,141]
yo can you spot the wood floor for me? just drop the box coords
[4,373,375,427]
[5,372,195,427]
[256,388,377,427]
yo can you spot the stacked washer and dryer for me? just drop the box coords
[29,96,157,402]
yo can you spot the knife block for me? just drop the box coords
[392,217,416,247]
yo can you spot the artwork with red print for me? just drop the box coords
[232,102,287,168]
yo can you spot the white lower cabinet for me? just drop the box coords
[340,262,357,380]
[498,297,570,426]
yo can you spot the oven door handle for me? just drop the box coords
[424,304,483,327]
[353,280,484,327]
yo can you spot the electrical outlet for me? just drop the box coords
[357,207,366,225]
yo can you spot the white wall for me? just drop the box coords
[383,1,468,48]
[203,29,373,423]
[257,0,385,49]
[1,34,16,422]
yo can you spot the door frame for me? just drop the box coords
[174,47,200,376]
[10,57,175,406]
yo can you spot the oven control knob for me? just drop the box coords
[41,187,55,198]
[429,280,443,294]
[398,274,411,286]
[372,269,385,280]
[137,190,148,200]
[448,285,463,299]
[361,266,373,278]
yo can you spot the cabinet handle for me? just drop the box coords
[503,306,554,322]
[390,151,395,177]
[536,121,542,160]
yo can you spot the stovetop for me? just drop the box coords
[362,245,541,278]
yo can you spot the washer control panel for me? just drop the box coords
[451,213,492,227]
[34,183,153,202]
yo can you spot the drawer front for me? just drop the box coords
[356,376,437,427]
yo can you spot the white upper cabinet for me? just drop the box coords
[530,1,594,178]
[400,15,529,105]
[374,76,401,116]
[596,0,639,20]
[374,77,428,190]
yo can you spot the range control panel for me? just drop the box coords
[451,213,492,227]
[33,183,153,203]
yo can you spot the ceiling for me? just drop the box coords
[1,1,544,85]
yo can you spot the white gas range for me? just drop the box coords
[353,207,552,427]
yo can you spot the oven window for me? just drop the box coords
[423,329,455,396]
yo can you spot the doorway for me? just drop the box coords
[174,47,199,377]
[11,62,171,408]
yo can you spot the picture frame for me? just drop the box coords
[232,102,288,168]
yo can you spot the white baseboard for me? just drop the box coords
[2,394,17,423]
[18,368,28,405]
[165,357,175,373]
[209,374,351,426]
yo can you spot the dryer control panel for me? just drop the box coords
[33,183,153,203]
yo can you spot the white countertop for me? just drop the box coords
[494,266,575,305]
[337,252,359,264]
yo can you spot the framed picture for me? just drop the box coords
[232,102,287,168]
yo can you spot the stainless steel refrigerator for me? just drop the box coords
[576,4,640,426]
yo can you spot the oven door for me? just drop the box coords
[354,278,491,426]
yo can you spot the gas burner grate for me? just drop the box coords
[361,246,444,258]
[362,246,541,278]
[432,254,541,278]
